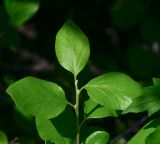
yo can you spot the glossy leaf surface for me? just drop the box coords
[6,76,67,119]
[84,72,143,110]
[55,20,90,76]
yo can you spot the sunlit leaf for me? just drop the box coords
[55,20,90,76]
[84,72,143,110]
[6,76,67,119]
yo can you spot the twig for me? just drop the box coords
[110,116,148,144]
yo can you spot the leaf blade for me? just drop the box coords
[6,76,67,119]
[55,20,90,76]
[84,72,143,110]
[85,131,109,144]
[36,106,76,144]
[84,98,117,119]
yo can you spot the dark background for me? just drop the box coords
[0,0,160,143]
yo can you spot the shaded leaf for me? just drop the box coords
[55,20,90,76]
[6,76,67,119]
[85,131,109,144]
[5,0,40,26]
[84,98,117,119]
[36,106,76,144]
[84,72,142,110]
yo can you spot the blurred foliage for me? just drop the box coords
[1,0,160,143]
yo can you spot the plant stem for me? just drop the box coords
[74,76,80,144]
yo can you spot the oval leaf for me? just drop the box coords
[5,0,40,26]
[0,131,8,144]
[6,76,67,119]
[55,20,90,76]
[85,131,109,144]
[84,72,143,110]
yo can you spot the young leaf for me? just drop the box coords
[84,98,117,119]
[84,72,142,110]
[36,106,76,144]
[6,76,67,119]
[145,126,160,144]
[0,131,8,144]
[128,118,160,144]
[123,78,160,116]
[81,127,104,144]
[5,0,40,26]
[55,20,90,76]
[85,131,109,144]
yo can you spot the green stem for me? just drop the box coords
[74,76,80,144]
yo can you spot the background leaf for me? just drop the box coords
[36,106,76,144]
[84,72,143,110]
[5,0,40,26]
[0,131,8,144]
[55,20,90,76]
[6,76,67,119]
[85,131,109,144]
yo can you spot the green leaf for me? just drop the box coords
[145,126,160,144]
[5,0,40,26]
[84,72,143,110]
[36,106,76,144]
[84,98,117,119]
[6,76,67,119]
[55,20,90,76]
[123,78,160,116]
[128,118,160,144]
[81,127,104,144]
[0,131,8,144]
[85,131,109,144]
